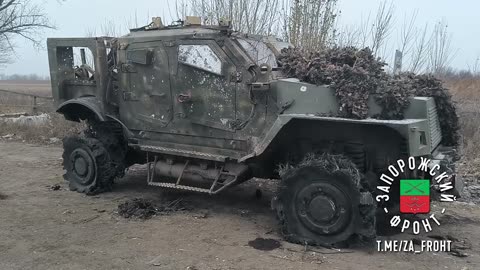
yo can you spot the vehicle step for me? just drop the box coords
[132,143,230,162]
[148,182,212,193]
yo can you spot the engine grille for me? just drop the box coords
[428,103,442,149]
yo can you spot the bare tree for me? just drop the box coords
[351,1,395,59]
[174,0,338,51]
[358,13,371,48]
[100,20,122,37]
[398,10,417,57]
[0,0,54,63]
[370,1,395,56]
[124,11,141,31]
[467,56,480,75]
[391,10,419,73]
[286,0,338,50]
[427,19,456,75]
[335,23,361,47]
[0,39,9,64]
[85,11,148,38]
[408,23,430,73]
[344,3,458,75]
[176,0,281,36]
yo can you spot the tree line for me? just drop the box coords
[0,73,49,80]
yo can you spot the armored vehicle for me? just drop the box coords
[47,17,459,246]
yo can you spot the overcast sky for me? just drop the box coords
[2,0,479,76]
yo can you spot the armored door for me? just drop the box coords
[119,43,173,131]
[169,40,237,133]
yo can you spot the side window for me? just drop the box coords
[55,47,96,80]
[178,45,222,75]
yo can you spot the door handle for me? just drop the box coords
[177,93,192,103]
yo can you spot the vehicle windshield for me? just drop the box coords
[237,38,278,68]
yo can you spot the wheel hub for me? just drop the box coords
[309,195,336,222]
[74,157,88,176]
[296,182,352,235]
[70,149,95,185]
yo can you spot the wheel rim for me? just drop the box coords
[295,182,352,235]
[70,148,95,185]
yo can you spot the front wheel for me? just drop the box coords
[62,136,116,194]
[275,155,375,246]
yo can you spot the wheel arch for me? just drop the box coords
[246,115,408,156]
[57,96,106,122]
[244,115,409,177]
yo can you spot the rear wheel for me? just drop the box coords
[275,155,375,246]
[63,136,116,194]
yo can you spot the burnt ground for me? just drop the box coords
[0,141,479,270]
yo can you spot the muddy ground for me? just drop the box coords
[0,141,479,270]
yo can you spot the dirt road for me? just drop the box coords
[0,141,479,270]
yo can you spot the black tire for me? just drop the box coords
[86,121,127,178]
[275,155,374,247]
[62,135,116,195]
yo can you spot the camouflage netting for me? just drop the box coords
[278,47,460,146]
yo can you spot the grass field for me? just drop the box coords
[0,80,51,97]
[0,80,53,115]
[447,78,480,161]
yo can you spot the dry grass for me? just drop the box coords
[0,80,75,144]
[446,78,480,161]
[0,113,84,144]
